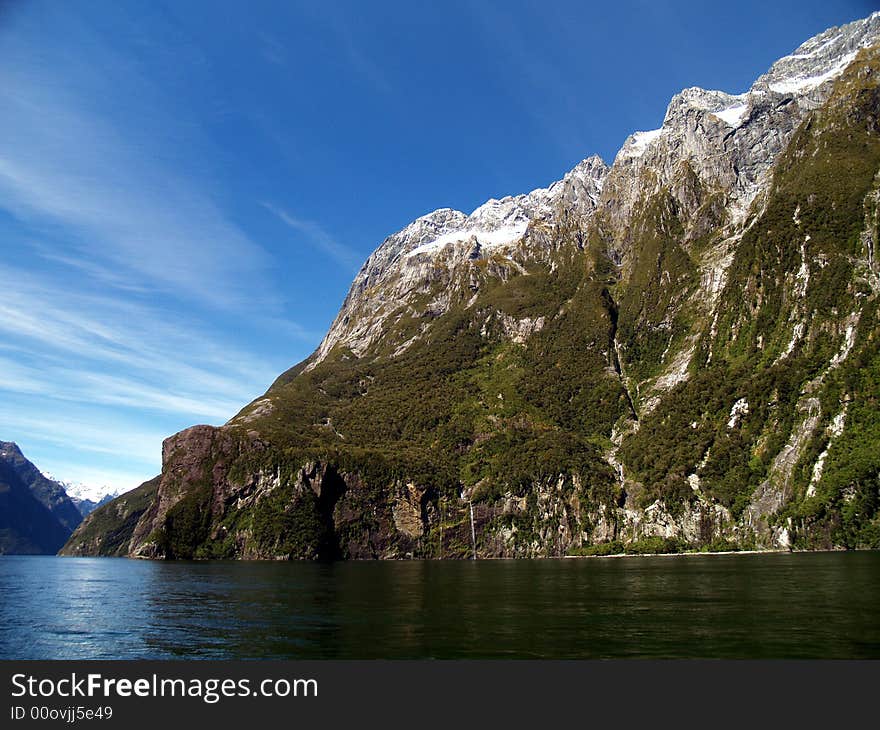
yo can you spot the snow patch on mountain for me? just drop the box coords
[713,104,749,127]
[406,222,529,258]
[619,129,664,159]
[401,155,608,260]
[768,50,858,94]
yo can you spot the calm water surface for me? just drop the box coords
[1,552,878,659]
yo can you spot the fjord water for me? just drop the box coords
[1,553,878,659]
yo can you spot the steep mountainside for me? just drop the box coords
[1,442,82,554]
[64,14,880,560]
[61,477,159,557]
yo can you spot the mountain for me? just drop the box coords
[63,13,880,560]
[1,442,83,554]
[50,479,120,517]
[69,493,116,517]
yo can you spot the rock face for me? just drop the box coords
[64,13,880,559]
[0,441,82,554]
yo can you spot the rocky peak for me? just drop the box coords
[630,12,880,149]
[663,87,746,127]
[387,153,608,263]
[603,13,880,251]
[312,16,880,369]
[0,441,24,459]
[543,154,608,211]
[755,11,880,97]
[309,155,609,365]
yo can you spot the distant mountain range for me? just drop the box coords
[46,478,119,517]
[65,13,880,560]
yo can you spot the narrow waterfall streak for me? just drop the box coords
[469,501,477,560]
[439,498,444,559]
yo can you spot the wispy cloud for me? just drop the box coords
[263,203,363,272]
[30,243,153,294]
[4,410,167,466]
[0,259,300,491]
[0,263,286,415]
[0,5,328,494]
[0,405,169,493]
[0,13,278,314]
[0,360,242,423]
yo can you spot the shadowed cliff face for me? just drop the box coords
[1,441,82,554]
[64,15,880,560]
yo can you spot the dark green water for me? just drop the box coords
[1,552,878,659]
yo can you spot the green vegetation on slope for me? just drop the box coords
[622,47,880,528]
[60,477,159,557]
[65,48,880,559]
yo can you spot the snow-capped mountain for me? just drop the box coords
[305,13,880,370]
[65,12,880,560]
[47,476,120,516]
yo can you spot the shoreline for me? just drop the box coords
[35,547,867,562]
[562,547,852,560]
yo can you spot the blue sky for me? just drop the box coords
[0,0,875,495]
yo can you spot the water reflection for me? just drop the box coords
[1,552,878,659]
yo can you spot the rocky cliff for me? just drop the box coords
[64,13,880,559]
